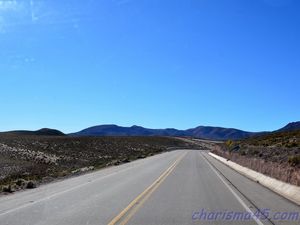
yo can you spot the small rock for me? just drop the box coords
[122,158,130,163]
[15,179,27,187]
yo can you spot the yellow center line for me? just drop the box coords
[107,151,187,225]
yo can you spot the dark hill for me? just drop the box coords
[277,121,300,132]
[2,128,65,136]
[186,126,262,140]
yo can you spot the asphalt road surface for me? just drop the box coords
[0,150,299,225]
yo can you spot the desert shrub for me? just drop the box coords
[2,185,15,193]
[249,149,260,156]
[288,155,300,166]
[287,142,298,148]
[57,170,69,177]
[239,150,246,156]
[26,181,37,189]
[15,179,27,187]
[231,145,240,152]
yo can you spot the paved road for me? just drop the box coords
[0,150,299,225]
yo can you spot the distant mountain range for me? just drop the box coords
[69,125,187,137]
[69,125,262,140]
[69,121,300,140]
[2,122,299,140]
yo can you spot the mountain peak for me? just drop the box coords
[278,121,300,132]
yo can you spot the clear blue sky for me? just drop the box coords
[0,0,299,133]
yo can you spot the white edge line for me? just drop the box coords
[199,152,265,225]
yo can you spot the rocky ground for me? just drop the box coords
[0,134,203,194]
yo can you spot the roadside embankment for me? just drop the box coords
[209,152,300,206]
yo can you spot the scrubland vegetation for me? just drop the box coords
[0,135,200,194]
[212,131,300,186]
